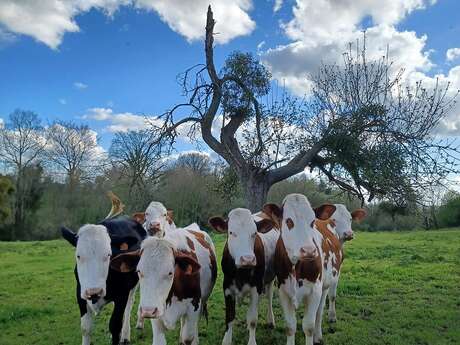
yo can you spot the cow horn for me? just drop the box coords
[106,191,125,219]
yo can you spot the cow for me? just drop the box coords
[61,194,147,345]
[134,226,218,345]
[262,194,336,345]
[209,208,278,345]
[313,203,366,339]
[132,201,175,237]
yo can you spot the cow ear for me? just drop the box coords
[351,209,367,222]
[61,226,78,247]
[110,250,141,273]
[132,212,145,224]
[314,204,336,220]
[256,218,274,233]
[263,203,283,225]
[167,209,174,225]
[175,251,201,275]
[208,217,228,233]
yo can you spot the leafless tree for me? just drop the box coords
[109,129,164,194]
[0,109,46,237]
[46,121,101,190]
[174,152,212,175]
[148,6,459,211]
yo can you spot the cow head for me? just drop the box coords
[132,201,174,237]
[264,194,333,265]
[61,225,112,302]
[323,204,366,242]
[137,237,200,319]
[209,208,274,268]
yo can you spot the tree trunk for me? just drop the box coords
[240,171,270,213]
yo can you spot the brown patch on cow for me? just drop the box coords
[351,208,367,222]
[119,242,129,251]
[188,230,217,286]
[274,237,294,286]
[224,294,236,330]
[186,237,195,251]
[132,212,145,224]
[295,246,322,283]
[314,204,336,220]
[167,249,201,311]
[167,209,174,225]
[315,219,343,273]
[222,235,266,294]
[286,218,294,230]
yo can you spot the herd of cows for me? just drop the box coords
[61,193,366,345]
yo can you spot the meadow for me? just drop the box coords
[0,229,459,345]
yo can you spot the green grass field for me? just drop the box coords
[1,229,459,345]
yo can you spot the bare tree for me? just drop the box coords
[46,121,100,190]
[174,152,212,175]
[109,129,164,194]
[0,109,46,237]
[149,6,459,211]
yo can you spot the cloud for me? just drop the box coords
[446,48,460,62]
[262,0,435,95]
[59,98,67,105]
[73,81,88,90]
[0,118,4,129]
[0,0,255,49]
[273,0,284,12]
[82,107,162,132]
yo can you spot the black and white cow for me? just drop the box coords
[62,216,147,345]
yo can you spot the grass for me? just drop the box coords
[0,229,459,345]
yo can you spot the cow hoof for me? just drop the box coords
[267,322,275,329]
[119,340,130,345]
[314,342,323,345]
[328,318,336,323]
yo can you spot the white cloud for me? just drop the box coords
[82,107,162,132]
[0,118,4,129]
[263,0,435,95]
[59,98,67,105]
[273,0,284,12]
[446,48,460,62]
[0,0,255,49]
[73,81,88,90]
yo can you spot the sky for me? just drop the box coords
[0,0,459,154]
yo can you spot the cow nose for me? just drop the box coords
[240,255,257,267]
[85,288,103,301]
[300,246,317,259]
[344,230,354,241]
[140,307,159,319]
[149,222,162,235]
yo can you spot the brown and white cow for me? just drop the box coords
[135,226,217,345]
[209,208,277,345]
[263,194,336,345]
[312,203,366,342]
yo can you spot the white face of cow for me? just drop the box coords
[227,208,258,268]
[143,201,171,237]
[137,237,176,319]
[209,208,274,268]
[280,194,319,265]
[332,204,367,242]
[75,225,112,301]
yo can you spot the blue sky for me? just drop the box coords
[1,0,459,151]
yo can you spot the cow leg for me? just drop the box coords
[180,308,200,345]
[136,304,145,329]
[266,281,275,328]
[110,294,129,345]
[247,287,259,345]
[327,280,338,323]
[81,311,93,345]
[120,285,137,344]
[152,319,167,345]
[314,289,328,344]
[279,286,296,345]
[302,287,322,345]
[222,294,236,345]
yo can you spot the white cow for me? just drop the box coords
[136,227,217,345]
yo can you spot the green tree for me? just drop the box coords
[438,191,460,228]
[0,175,14,224]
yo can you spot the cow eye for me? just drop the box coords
[77,255,81,260]
[168,271,173,276]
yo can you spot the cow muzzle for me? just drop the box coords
[238,255,257,268]
[299,246,318,260]
[140,307,160,319]
[148,223,162,236]
[84,288,104,303]
[344,230,354,241]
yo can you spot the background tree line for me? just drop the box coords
[0,109,459,241]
